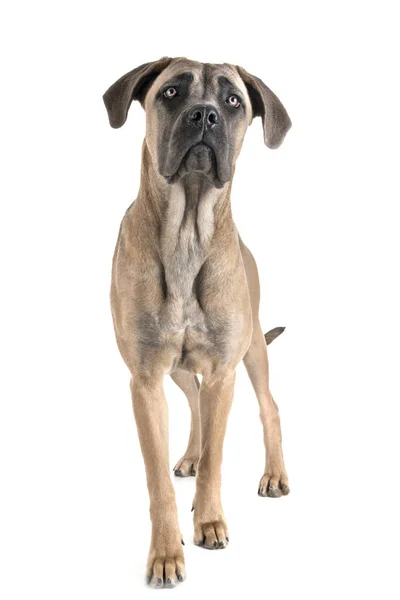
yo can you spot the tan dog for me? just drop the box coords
[103,57,291,588]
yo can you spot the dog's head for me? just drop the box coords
[103,57,291,189]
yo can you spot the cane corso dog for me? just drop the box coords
[103,56,291,588]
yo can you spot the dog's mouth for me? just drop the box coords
[164,142,222,187]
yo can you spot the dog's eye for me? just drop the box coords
[227,95,240,108]
[163,87,178,99]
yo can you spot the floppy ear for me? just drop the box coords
[103,56,172,128]
[236,65,291,149]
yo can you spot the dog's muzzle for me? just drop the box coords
[158,104,233,188]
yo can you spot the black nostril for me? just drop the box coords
[207,110,218,125]
[190,110,203,122]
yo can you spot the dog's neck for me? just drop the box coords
[135,141,236,299]
[138,141,233,221]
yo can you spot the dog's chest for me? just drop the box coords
[161,190,213,299]
[156,189,224,370]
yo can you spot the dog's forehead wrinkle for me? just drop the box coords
[157,59,202,87]
[201,64,214,98]
[163,71,194,86]
[201,63,241,96]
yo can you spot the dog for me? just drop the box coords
[103,57,291,588]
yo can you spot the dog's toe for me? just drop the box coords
[194,520,229,550]
[173,456,198,477]
[147,555,185,588]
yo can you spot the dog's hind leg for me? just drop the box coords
[243,323,290,497]
[171,370,201,477]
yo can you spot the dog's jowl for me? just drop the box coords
[103,57,291,588]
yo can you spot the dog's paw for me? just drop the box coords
[173,455,199,477]
[258,472,290,497]
[146,555,186,588]
[146,525,186,588]
[194,520,229,549]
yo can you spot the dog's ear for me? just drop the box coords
[236,65,291,149]
[103,57,172,128]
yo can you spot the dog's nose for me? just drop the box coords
[188,105,219,129]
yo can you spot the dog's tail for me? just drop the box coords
[264,326,285,345]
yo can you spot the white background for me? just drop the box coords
[1,1,399,598]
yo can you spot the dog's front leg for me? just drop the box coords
[130,375,185,587]
[193,370,235,549]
